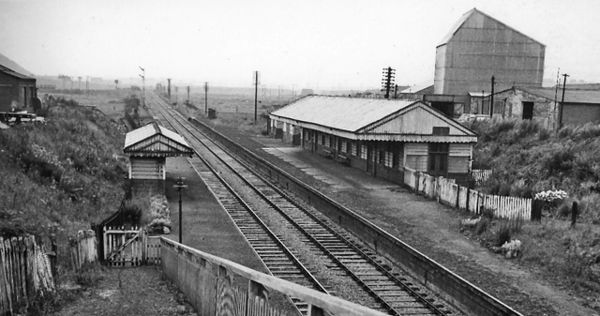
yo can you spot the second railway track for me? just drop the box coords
[147,93,457,316]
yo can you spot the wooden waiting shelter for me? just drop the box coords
[123,122,193,195]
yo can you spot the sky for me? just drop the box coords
[1,0,599,90]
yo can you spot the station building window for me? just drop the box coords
[340,140,347,153]
[351,143,357,156]
[360,144,367,160]
[384,151,393,168]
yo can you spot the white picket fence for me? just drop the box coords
[103,226,162,266]
[404,167,532,220]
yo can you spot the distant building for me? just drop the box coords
[0,53,37,112]
[300,89,314,96]
[268,96,477,184]
[427,8,545,117]
[398,83,434,100]
[493,86,600,128]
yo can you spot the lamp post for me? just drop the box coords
[173,177,187,243]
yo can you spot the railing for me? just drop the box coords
[160,237,388,316]
[0,236,54,315]
[403,167,532,220]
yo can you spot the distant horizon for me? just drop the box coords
[3,0,599,90]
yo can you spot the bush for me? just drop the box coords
[557,202,571,218]
[475,217,490,235]
[495,223,512,247]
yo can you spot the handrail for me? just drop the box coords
[160,237,388,316]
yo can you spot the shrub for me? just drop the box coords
[495,223,512,247]
[475,217,490,235]
[557,202,571,218]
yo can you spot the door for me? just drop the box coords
[428,143,448,176]
[522,102,534,120]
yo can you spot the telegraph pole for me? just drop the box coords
[167,78,172,101]
[139,66,145,108]
[381,67,395,99]
[558,73,569,129]
[204,82,209,115]
[254,71,259,124]
[490,76,495,118]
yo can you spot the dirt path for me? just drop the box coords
[54,266,196,316]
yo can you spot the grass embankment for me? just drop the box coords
[463,119,600,309]
[0,100,127,258]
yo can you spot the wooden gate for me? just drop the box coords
[102,226,161,266]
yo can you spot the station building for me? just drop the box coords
[124,122,193,195]
[268,96,477,184]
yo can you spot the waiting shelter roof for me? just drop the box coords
[124,122,193,157]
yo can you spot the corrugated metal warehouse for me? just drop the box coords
[434,8,545,95]
[269,96,477,184]
[428,8,545,118]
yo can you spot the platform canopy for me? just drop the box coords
[124,122,193,157]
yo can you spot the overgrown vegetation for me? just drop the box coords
[0,98,127,263]
[466,118,600,223]
[464,118,600,310]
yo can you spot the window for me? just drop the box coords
[384,152,393,168]
[340,140,347,153]
[351,143,357,156]
[432,127,450,136]
[360,145,367,159]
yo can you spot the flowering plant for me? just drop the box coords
[534,190,568,202]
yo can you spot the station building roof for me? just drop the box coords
[124,122,193,157]
[270,96,477,143]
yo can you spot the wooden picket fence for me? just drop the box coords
[102,226,161,266]
[70,230,98,271]
[404,167,532,220]
[0,236,55,315]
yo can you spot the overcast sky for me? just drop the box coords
[1,0,599,89]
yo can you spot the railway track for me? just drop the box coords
[147,94,455,316]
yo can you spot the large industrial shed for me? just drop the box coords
[429,8,545,117]
[269,96,477,184]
